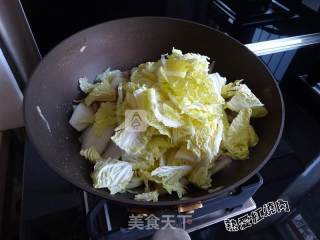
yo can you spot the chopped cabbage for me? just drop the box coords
[91,158,133,194]
[81,126,113,154]
[224,109,258,159]
[96,69,125,88]
[84,69,124,106]
[111,123,158,156]
[188,164,212,189]
[69,103,94,131]
[175,144,198,162]
[226,84,263,112]
[209,73,226,100]
[127,176,143,189]
[221,80,243,99]
[252,106,268,118]
[72,48,268,201]
[80,147,102,163]
[151,165,192,198]
[93,102,117,135]
[79,77,95,93]
[134,191,159,202]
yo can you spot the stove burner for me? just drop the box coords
[84,174,263,240]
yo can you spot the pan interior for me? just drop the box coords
[24,17,283,207]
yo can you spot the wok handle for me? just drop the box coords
[178,201,203,214]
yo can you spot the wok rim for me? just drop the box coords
[24,16,285,207]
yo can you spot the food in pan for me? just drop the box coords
[69,48,268,202]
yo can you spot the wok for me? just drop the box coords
[24,17,284,208]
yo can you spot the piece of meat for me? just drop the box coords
[91,102,100,113]
[123,70,131,79]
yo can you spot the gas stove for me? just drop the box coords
[84,174,262,240]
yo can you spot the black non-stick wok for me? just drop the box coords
[24,17,284,208]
